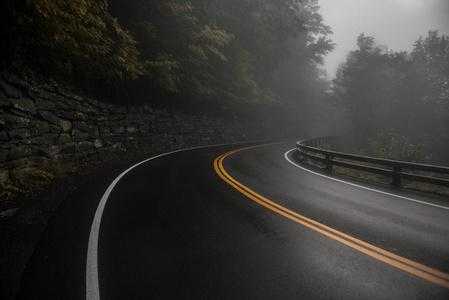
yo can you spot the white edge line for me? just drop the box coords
[85,140,273,300]
[284,148,449,211]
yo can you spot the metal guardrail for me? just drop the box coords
[296,137,449,188]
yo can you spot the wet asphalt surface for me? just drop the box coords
[17,142,449,299]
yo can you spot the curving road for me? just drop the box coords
[18,142,449,299]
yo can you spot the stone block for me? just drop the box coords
[9,128,31,140]
[34,121,50,134]
[72,129,90,141]
[30,133,58,145]
[39,110,60,124]
[60,143,76,154]
[47,145,62,157]
[57,110,77,120]
[75,121,95,133]
[60,119,72,132]
[10,166,54,189]
[8,145,32,160]
[77,141,94,152]
[0,148,8,161]
[58,133,72,144]
[127,126,137,133]
[0,130,9,141]
[49,124,62,134]
[94,139,103,148]
[75,112,87,121]
[9,98,36,114]
[0,80,21,98]
[113,126,125,134]
[3,113,30,128]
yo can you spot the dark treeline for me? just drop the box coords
[2,1,447,162]
[331,31,449,163]
[1,0,333,133]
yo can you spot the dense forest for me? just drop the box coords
[332,31,449,163]
[1,0,448,162]
[1,0,333,134]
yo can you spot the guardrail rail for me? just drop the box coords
[295,137,449,189]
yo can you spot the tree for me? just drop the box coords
[332,31,449,162]
[108,0,234,102]
[3,0,334,129]
[10,0,143,89]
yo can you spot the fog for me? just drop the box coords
[320,0,449,78]
[2,0,448,163]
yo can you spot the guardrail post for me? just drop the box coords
[392,165,402,188]
[326,154,333,175]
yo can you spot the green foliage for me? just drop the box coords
[367,131,424,162]
[333,31,449,163]
[102,0,333,106]
[198,0,333,101]
[3,0,334,120]
[108,0,236,98]
[18,0,143,84]
[411,31,449,104]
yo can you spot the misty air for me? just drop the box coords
[1,1,449,299]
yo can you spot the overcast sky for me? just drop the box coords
[319,0,449,78]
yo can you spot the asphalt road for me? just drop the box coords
[17,142,449,299]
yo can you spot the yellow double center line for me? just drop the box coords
[213,147,449,289]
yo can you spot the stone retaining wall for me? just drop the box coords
[0,73,265,208]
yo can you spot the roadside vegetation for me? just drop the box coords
[1,3,448,300]
[1,0,333,125]
[1,1,447,162]
[331,31,449,164]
